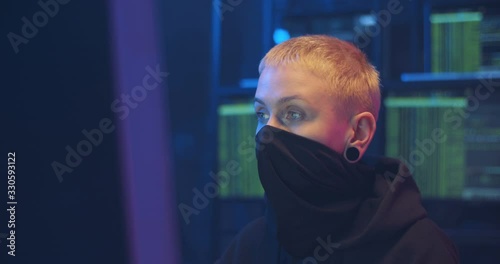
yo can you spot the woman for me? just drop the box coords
[217,35,459,264]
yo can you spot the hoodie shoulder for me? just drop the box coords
[383,217,460,264]
[215,217,267,264]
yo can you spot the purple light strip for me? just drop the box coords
[108,1,180,263]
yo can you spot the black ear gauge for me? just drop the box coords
[344,146,360,163]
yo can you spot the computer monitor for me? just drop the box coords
[384,80,500,201]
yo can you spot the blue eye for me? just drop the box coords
[285,111,303,121]
[256,111,270,122]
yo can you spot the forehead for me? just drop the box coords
[255,65,330,103]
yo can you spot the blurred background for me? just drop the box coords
[1,0,500,263]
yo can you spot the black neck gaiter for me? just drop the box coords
[255,125,375,258]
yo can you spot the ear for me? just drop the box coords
[346,112,377,158]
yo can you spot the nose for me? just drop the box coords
[266,115,287,131]
[256,115,287,135]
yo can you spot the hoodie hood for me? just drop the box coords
[333,157,427,249]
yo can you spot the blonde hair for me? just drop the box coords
[258,35,380,120]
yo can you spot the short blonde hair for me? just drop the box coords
[258,35,380,120]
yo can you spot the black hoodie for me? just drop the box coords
[216,126,459,264]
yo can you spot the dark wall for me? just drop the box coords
[1,1,127,263]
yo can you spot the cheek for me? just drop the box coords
[321,133,343,153]
[321,124,348,153]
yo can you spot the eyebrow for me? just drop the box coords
[254,95,305,106]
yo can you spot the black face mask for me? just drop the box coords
[255,125,375,258]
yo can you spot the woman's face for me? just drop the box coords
[254,65,350,154]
